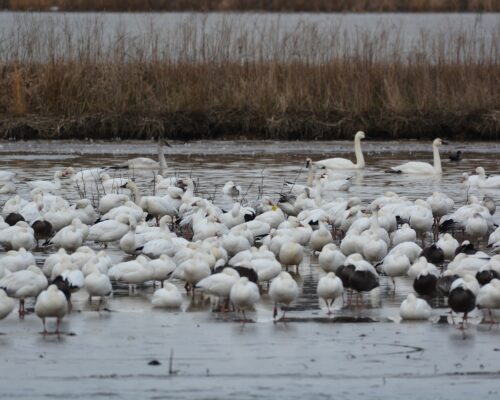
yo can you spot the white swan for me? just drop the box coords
[121,140,170,172]
[389,138,445,174]
[315,131,366,170]
[35,284,68,335]
[27,170,66,191]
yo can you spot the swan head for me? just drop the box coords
[355,131,366,140]
[432,138,446,147]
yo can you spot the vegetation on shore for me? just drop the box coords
[1,0,499,12]
[0,15,499,140]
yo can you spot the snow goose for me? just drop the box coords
[98,193,130,214]
[315,131,366,170]
[420,244,444,265]
[476,167,500,189]
[148,255,176,286]
[222,181,241,197]
[411,258,439,296]
[382,252,411,293]
[269,271,299,321]
[88,214,132,245]
[436,234,459,260]
[195,267,240,309]
[400,294,431,320]
[387,138,445,174]
[0,248,36,272]
[48,219,85,251]
[318,243,346,273]
[448,275,479,327]
[278,240,303,272]
[108,255,153,292]
[230,277,260,322]
[390,223,417,246]
[0,289,15,320]
[317,272,343,315]
[465,213,488,245]
[0,265,48,317]
[152,282,182,309]
[310,217,334,252]
[35,284,68,335]
[476,279,500,323]
[84,263,113,309]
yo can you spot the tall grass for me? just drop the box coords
[0,15,499,140]
[2,0,500,12]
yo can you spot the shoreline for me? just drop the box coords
[1,111,499,141]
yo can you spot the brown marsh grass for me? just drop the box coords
[2,0,499,12]
[0,14,499,140]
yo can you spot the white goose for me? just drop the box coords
[87,214,132,244]
[389,138,445,174]
[0,265,48,316]
[0,248,36,272]
[35,284,68,335]
[229,277,260,321]
[400,294,432,320]
[84,263,113,309]
[0,289,15,320]
[317,272,344,315]
[476,167,500,189]
[152,282,183,309]
[269,271,299,321]
[315,131,366,170]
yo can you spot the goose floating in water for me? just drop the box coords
[315,131,366,170]
[387,138,445,174]
[35,284,68,335]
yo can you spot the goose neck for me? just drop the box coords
[158,143,168,176]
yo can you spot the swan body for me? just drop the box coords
[315,131,366,170]
[390,138,444,174]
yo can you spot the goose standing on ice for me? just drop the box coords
[317,272,344,315]
[400,293,432,320]
[35,284,68,335]
[0,289,15,321]
[152,282,183,309]
[269,271,299,321]
[315,131,366,170]
[388,138,446,174]
[229,277,260,322]
[448,275,479,328]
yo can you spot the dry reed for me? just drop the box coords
[2,0,499,12]
[0,14,499,140]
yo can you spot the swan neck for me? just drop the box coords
[129,182,142,204]
[433,144,442,174]
[306,163,314,187]
[158,143,168,176]
[354,136,365,168]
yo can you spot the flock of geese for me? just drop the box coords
[0,133,499,335]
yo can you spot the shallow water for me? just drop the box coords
[0,139,500,399]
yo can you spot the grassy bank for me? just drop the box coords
[0,16,499,140]
[1,0,500,12]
